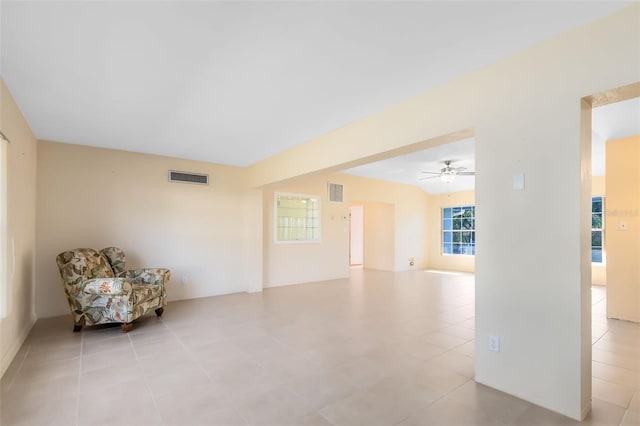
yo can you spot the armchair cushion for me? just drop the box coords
[82,278,132,296]
[100,247,126,276]
[57,249,115,289]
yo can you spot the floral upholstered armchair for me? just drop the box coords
[56,247,170,332]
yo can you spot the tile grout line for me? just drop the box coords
[591,359,640,380]
[161,317,214,379]
[74,331,83,426]
[128,322,167,426]
[4,279,638,426]
[161,317,251,425]
[392,377,475,426]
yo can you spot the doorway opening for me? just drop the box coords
[581,82,639,421]
[349,205,364,266]
[584,82,640,324]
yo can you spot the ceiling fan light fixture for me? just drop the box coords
[441,171,456,183]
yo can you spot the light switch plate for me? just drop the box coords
[513,173,525,191]
[489,335,500,352]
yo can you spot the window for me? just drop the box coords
[275,193,321,243]
[592,196,604,263]
[443,205,475,255]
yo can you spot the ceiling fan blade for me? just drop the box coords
[419,175,442,180]
[457,171,475,176]
[454,167,467,172]
[420,171,441,175]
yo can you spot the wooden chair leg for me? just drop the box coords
[121,322,133,333]
[73,316,85,332]
[155,307,164,317]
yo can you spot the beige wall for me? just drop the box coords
[409,180,603,278]
[0,79,38,378]
[263,173,428,287]
[426,190,475,273]
[263,176,350,288]
[246,6,640,419]
[605,135,640,322]
[592,175,606,285]
[362,202,395,271]
[36,141,263,318]
[338,174,429,271]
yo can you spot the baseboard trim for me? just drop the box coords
[475,376,586,421]
[0,313,36,379]
[581,399,592,421]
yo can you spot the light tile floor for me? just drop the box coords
[1,270,638,425]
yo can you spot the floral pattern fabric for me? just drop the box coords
[55,248,170,329]
[100,247,127,276]
[82,278,132,295]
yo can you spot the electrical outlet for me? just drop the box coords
[181,276,188,285]
[489,335,500,352]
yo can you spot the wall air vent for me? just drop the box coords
[169,170,209,185]
[328,182,344,203]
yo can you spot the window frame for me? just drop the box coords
[274,192,321,244]
[442,205,476,256]
[591,196,605,264]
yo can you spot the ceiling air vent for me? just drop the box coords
[328,182,344,203]
[169,170,209,185]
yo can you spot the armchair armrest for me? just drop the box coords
[122,268,170,286]
[82,278,132,295]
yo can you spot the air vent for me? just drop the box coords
[328,182,344,203]
[169,170,209,185]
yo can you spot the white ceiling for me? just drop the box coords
[1,1,633,168]
[592,97,640,176]
[343,138,476,195]
[343,97,640,194]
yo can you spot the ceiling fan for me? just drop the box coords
[420,160,475,183]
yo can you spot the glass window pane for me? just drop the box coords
[592,213,602,229]
[459,244,473,255]
[592,197,603,213]
[276,193,320,242]
[591,231,602,247]
[442,205,476,256]
[592,248,602,263]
